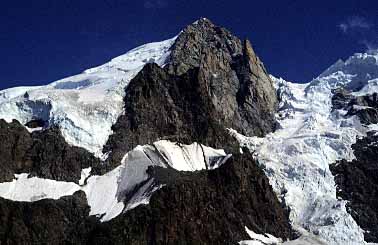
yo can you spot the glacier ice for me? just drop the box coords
[233,60,378,244]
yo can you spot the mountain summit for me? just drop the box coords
[0,18,378,244]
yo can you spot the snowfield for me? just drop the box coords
[0,37,176,157]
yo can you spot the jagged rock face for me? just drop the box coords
[330,132,378,242]
[0,119,101,183]
[0,119,33,182]
[332,89,378,124]
[168,18,242,75]
[331,88,354,110]
[105,18,278,166]
[0,191,94,244]
[169,19,278,137]
[103,64,239,168]
[347,93,378,124]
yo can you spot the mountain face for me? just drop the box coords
[104,18,277,168]
[0,18,378,245]
[0,119,102,183]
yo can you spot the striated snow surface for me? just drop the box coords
[0,140,229,222]
[234,51,378,245]
[0,37,176,157]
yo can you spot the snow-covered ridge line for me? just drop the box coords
[0,37,177,157]
[0,140,230,222]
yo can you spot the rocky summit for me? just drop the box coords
[104,18,278,168]
[1,18,378,245]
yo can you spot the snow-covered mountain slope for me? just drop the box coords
[0,37,176,157]
[231,51,378,244]
[0,140,228,222]
[319,50,378,92]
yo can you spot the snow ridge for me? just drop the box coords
[0,37,176,157]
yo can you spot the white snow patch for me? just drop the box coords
[239,226,282,245]
[0,174,80,202]
[25,126,43,133]
[79,167,92,186]
[83,165,124,221]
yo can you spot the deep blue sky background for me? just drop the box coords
[0,0,377,89]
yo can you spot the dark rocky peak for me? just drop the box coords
[168,18,242,75]
[168,18,278,129]
[104,19,278,167]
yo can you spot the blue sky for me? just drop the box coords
[0,0,377,89]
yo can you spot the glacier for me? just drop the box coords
[233,50,378,244]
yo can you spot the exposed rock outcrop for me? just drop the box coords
[0,191,94,245]
[0,119,101,183]
[331,88,354,110]
[104,18,278,167]
[330,132,378,242]
[332,89,378,125]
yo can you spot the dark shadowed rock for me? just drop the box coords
[331,88,354,110]
[330,132,378,242]
[0,119,101,183]
[0,191,95,245]
[346,93,378,124]
[104,18,278,168]
[0,119,33,182]
[332,89,378,125]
